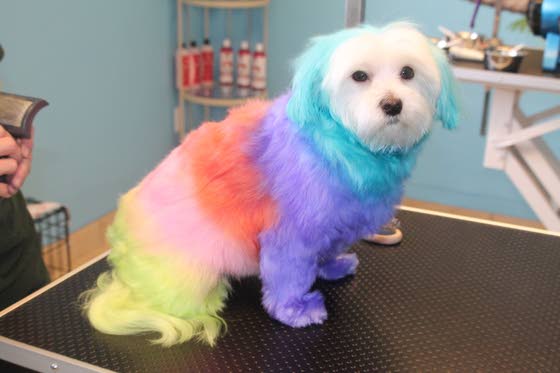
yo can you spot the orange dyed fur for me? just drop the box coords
[187,100,277,260]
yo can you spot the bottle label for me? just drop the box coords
[251,55,267,90]
[220,51,234,85]
[192,53,201,86]
[237,52,251,88]
[181,54,190,89]
[202,51,213,85]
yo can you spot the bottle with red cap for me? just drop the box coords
[251,42,267,92]
[188,41,201,91]
[175,42,190,90]
[201,38,214,88]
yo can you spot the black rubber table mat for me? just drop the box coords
[2,210,560,372]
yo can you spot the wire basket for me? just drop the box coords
[26,198,71,279]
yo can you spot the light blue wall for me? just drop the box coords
[267,0,560,221]
[1,0,557,230]
[0,0,176,230]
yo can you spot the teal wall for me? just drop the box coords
[1,0,558,231]
[0,0,176,229]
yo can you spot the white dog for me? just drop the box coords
[83,22,458,347]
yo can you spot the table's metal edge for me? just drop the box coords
[0,251,110,318]
[0,336,115,373]
[399,205,560,237]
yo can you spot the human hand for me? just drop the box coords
[0,125,33,198]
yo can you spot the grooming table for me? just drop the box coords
[1,208,560,372]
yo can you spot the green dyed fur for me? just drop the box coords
[81,202,229,347]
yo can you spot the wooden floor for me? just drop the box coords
[42,199,545,281]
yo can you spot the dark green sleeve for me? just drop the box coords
[0,191,50,309]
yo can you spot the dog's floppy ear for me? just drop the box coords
[287,34,335,126]
[287,28,361,126]
[431,46,459,130]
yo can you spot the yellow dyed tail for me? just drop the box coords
[80,209,229,347]
[81,269,229,347]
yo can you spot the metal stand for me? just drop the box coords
[344,0,365,27]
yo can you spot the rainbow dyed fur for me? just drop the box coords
[82,23,458,346]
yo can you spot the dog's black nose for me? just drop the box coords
[379,98,403,117]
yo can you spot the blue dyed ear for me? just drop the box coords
[431,46,459,129]
[286,35,331,126]
[287,27,365,126]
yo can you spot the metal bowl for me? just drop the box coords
[431,38,451,53]
[483,46,527,72]
[457,31,485,49]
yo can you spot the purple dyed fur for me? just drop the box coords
[249,95,405,327]
[318,253,359,281]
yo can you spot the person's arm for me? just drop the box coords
[0,125,33,198]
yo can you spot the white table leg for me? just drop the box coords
[504,151,560,231]
[484,89,518,170]
[483,88,560,231]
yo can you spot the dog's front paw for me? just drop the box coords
[318,253,358,281]
[268,291,327,328]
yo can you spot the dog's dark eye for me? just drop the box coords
[351,70,369,82]
[400,66,414,80]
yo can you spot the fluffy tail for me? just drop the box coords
[81,207,229,347]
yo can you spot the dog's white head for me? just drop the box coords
[288,23,458,153]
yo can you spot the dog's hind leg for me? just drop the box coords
[259,232,327,328]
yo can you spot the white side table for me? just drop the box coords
[453,50,560,231]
